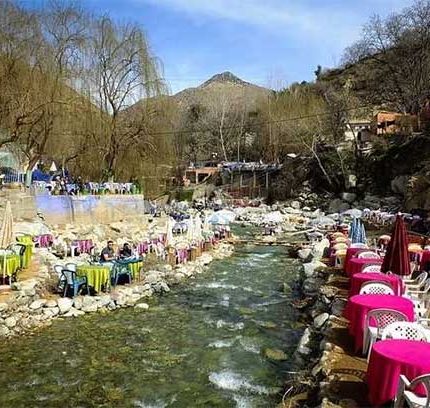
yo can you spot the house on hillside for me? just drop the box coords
[373,111,419,135]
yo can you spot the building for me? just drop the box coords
[344,119,372,143]
[373,111,419,135]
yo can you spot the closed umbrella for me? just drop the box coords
[381,214,411,276]
[0,201,14,282]
[194,215,203,242]
[187,216,194,241]
[165,218,174,247]
[348,218,357,240]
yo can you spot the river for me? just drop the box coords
[0,230,304,407]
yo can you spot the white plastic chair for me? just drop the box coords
[65,263,77,272]
[54,264,64,277]
[394,374,430,408]
[362,264,382,273]
[381,322,429,341]
[358,251,381,259]
[350,243,368,249]
[335,249,347,269]
[405,272,428,289]
[333,243,348,251]
[359,281,394,295]
[407,279,430,303]
[362,308,408,361]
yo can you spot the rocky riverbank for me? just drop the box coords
[0,240,234,339]
[283,235,367,407]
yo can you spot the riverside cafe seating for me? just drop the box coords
[0,234,34,284]
[330,220,430,407]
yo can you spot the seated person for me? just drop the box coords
[100,240,116,263]
[119,242,133,259]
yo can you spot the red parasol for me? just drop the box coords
[381,214,411,276]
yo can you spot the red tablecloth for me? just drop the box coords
[343,247,363,272]
[346,258,383,277]
[344,294,415,352]
[367,339,430,405]
[349,272,404,297]
[420,250,430,271]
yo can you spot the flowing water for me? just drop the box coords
[0,229,304,407]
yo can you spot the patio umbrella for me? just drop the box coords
[194,215,203,242]
[350,218,367,244]
[0,201,14,282]
[187,216,194,241]
[348,218,358,240]
[165,218,174,247]
[381,214,411,276]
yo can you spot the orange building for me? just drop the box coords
[373,111,419,135]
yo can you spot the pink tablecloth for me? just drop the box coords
[74,239,93,254]
[344,294,415,352]
[36,234,53,247]
[349,272,404,297]
[367,339,430,405]
[343,247,363,272]
[420,250,430,271]
[346,258,383,277]
[137,242,150,255]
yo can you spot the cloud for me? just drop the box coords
[135,0,366,42]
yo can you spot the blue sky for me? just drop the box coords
[31,0,413,93]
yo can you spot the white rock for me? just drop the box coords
[298,248,312,260]
[0,325,10,336]
[98,295,111,308]
[57,297,73,314]
[135,303,149,310]
[297,328,312,355]
[314,313,330,329]
[0,303,9,313]
[29,299,47,310]
[82,303,98,313]
[45,299,57,308]
[64,307,85,317]
[4,317,16,328]
[73,296,83,310]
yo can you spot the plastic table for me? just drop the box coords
[344,294,415,352]
[367,339,430,405]
[349,272,404,297]
[346,258,383,277]
[77,265,110,293]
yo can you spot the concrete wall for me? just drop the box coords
[34,195,148,225]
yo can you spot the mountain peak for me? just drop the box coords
[199,71,250,88]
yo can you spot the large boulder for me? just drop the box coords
[391,175,409,195]
[328,199,350,213]
[341,192,357,204]
[57,297,73,314]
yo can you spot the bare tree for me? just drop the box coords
[87,15,164,179]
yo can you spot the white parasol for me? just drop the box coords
[0,201,14,282]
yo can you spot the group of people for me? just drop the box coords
[99,241,134,264]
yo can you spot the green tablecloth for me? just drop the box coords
[0,254,21,277]
[17,236,33,268]
[129,261,144,280]
[77,265,110,293]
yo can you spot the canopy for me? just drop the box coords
[49,161,57,172]
[263,211,283,224]
[208,210,235,225]
[381,214,411,276]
